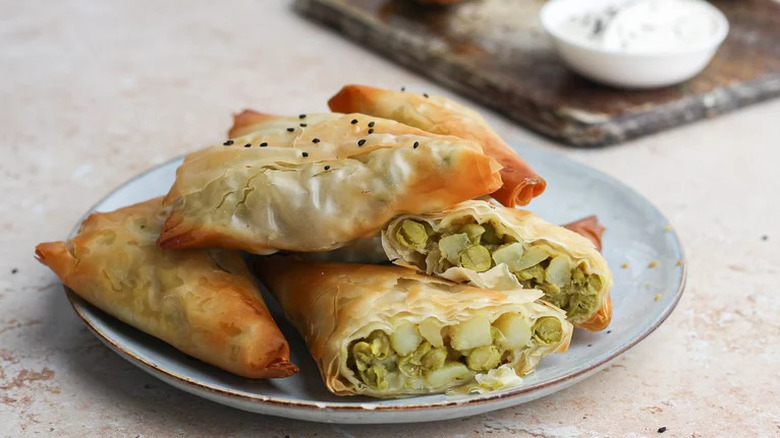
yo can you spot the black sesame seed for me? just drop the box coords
[658,427,667,434]
[368,129,374,134]
[244,143,251,148]
[302,152,309,157]
[423,93,429,98]
[287,127,294,132]
[300,123,307,127]
[299,114,306,119]
[401,87,406,91]
[413,141,419,148]
[11,268,18,274]
[358,139,366,146]
[223,140,234,146]
[312,138,320,143]
[368,121,375,128]
[761,234,769,241]
[607,330,612,334]
[351,119,358,124]
[324,165,331,170]
[260,142,268,147]
[587,344,592,347]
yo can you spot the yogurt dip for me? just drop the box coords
[556,0,723,53]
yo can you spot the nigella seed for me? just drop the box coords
[413,141,419,148]
[260,142,268,147]
[302,152,309,157]
[324,165,331,170]
[368,129,374,134]
[299,114,306,119]
[300,123,307,127]
[351,119,358,124]
[223,140,234,146]
[287,127,295,132]
[358,139,366,146]
[244,143,251,148]
[312,138,320,143]
[368,121,375,127]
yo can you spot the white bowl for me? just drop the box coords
[540,0,730,89]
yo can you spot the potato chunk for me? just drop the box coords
[493,313,533,349]
[425,362,472,388]
[418,318,444,348]
[450,316,492,351]
[390,323,422,356]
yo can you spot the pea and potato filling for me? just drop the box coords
[395,219,603,320]
[347,314,563,390]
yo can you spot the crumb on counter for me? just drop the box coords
[676,260,683,266]
[654,294,662,301]
[648,260,659,268]
[621,263,629,269]
[664,224,672,231]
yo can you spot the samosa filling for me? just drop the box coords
[395,219,603,320]
[347,314,562,391]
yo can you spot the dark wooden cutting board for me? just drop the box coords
[296,0,780,146]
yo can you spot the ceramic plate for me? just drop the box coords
[64,145,685,424]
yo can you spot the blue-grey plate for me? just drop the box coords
[64,146,685,424]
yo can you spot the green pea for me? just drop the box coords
[459,223,486,244]
[466,345,501,371]
[458,245,492,272]
[532,317,563,344]
[396,220,428,250]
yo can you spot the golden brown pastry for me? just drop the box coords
[159,112,502,254]
[255,258,572,398]
[327,84,545,207]
[563,215,605,252]
[35,198,297,379]
[382,200,613,331]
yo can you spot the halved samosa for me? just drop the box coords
[159,112,503,254]
[327,84,546,207]
[255,258,572,397]
[382,200,613,331]
[35,198,297,379]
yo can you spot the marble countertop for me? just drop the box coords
[1,1,778,437]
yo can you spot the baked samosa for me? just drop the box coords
[35,198,297,379]
[327,84,545,207]
[382,200,613,331]
[255,258,572,398]
[159,112,503,254]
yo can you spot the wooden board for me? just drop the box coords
[296,0,780,146]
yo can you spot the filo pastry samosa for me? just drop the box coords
[159,112,503,254]
[35,198,297,379]
[327,84,546,207]
[255,258,572,397]
[382,200,613,331]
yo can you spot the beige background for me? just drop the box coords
[1,1,778,437]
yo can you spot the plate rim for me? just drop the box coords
[63,151,687,413]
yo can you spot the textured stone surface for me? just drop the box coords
[1,0,778,436]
